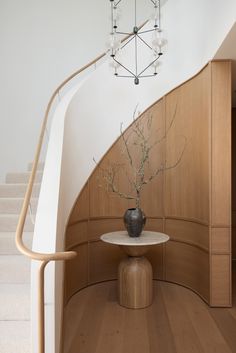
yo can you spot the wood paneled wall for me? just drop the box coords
[232,108,236,260]
[64,61,232,307]
[210,61,232,306]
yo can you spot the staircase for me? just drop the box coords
[0,163,43,353]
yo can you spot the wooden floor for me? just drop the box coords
[63,272,236,353]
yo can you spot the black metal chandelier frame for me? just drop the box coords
[109,0,163,85]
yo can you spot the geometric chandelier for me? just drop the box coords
[108,0,166,85]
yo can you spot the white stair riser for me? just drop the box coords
[0,233,32,254]
[28,161,44,171]
[0,215,34,232]
[0,256,30,283]
[0,284,30,320]
[0,198,38,214]
[6,171,43,184]
[0,321,30,353]
[0,183,40,198]
[0,165,40,353]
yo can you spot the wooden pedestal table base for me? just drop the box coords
[101,231,169,309]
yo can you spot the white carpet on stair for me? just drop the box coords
[0,284,30,320]
[6,171,43,184]
[0,321,30,353]
[0,164,41,353]
[28,161,44,171]
[0,214,34,232]
[0,232,33,255]
[0,255,31,284]
[0,198,38,214]
[0,183,41,198]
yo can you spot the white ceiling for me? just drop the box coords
[214,22,236,107]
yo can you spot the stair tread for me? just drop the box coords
[0,182,41,186]
[0,213,34,217]
[0,214,34,232]
[0,321,30,353]
[28,161,44,171]
[0,232,33,254]
[0,183,41,198]
[6,171,42,176]
[0,231,33,237]
[0,198,38,214]
[0,283,30,320]
[6,171,43,184]
[0,197,38,200]
[0,255,30,283]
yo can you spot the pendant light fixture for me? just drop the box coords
[108,0,165,85]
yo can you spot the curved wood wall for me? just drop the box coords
[64,61,232,307]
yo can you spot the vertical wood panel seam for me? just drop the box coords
[88,179,91,285]
[163,96,167,280]
[209,62,213,304]
[229,61,232,306]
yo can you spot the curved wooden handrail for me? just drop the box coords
[13,20,146,353]
[13,20,148,353]
[15,53,107,261]
[15,20,148,262]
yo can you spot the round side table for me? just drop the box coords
[100,231,169,309]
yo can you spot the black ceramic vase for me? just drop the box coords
[123,208,146,237]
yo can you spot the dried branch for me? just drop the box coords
[148,103,178,151]
[143,135,187,185]
[165,135,187,171]
[93,103,185,209]
[93,157,136,201]
[120,122,134,169]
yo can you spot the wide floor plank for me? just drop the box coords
[63,280,236,353]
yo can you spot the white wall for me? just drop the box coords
[0,0,151,182]
[0,0,109,181]
[31,82,83,353]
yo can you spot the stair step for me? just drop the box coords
[28,161,44,171]
[0,198,38,214]
[0,214,34,232]
[0,183,40,198]
[0,284,30,320]
[0,321,30,353]
[0,232,32,254]
[6,171,43,184]
[0,255,30,283]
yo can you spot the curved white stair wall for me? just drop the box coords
[31,82,83,353]
[32,1,236,353]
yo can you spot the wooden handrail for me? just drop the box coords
[15,52,108,261]
[15,20,148,353]
[15,19,148,262]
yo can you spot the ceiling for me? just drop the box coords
[214,22,236,108]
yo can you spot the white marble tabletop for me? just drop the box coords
[100,231,169,246]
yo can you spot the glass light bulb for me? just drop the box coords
[110,34,121,50]
[109,33,116,48]
[109,60,120,70]
[106,33,121,54]
[152,31,166,49]
[152,37,165,48]
[150,6,159,21]
[113,6,122,21]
